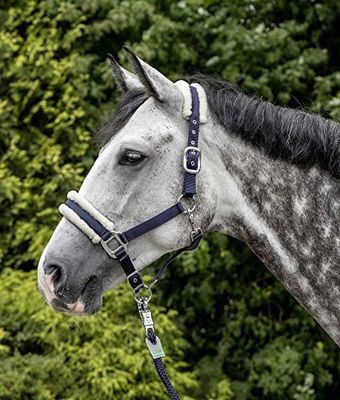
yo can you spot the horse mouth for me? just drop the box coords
[67,299,87,316]
[46,276,104,316]
[50,295,102,316]
[49,298,86,315]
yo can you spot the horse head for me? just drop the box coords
[37,49,217,315]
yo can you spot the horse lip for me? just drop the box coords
[66,296,102,316]
[40,266,103,315]
[67,300,85,314]
[66,277,103,316]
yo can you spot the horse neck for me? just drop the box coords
[207,122,340,346]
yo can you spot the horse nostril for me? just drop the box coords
[43,264,58,276]
[44,264,65,295]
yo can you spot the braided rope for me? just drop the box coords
[152,358,180,400]
[147,329,180,400]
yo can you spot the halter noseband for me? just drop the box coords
[59,84,204,294]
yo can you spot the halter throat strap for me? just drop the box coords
[59,85,203,293]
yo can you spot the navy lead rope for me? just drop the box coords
[139,299,181,400]
[61,86,202,399]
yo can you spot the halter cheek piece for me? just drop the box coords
[58,84,205,399]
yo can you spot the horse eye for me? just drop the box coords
[119,151,145,166]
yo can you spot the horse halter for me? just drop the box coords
[59,84,205,399]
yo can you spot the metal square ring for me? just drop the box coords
[101,232,127,259]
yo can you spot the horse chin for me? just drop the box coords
[48,282,104,316]
[67,299,90,316]
[63,297,103,316]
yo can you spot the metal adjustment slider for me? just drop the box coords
[191,227,203,242]
[183,146,201,174]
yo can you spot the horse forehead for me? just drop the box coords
[110,104,183,150]
[129,101,183,135]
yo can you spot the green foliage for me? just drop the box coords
[1,0,340,399]
[248,338,332,399]
[0,269,197,399]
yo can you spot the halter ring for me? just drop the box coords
[177,194,196,214]
[134,284,153,304]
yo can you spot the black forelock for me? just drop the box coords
[94,88,148,149]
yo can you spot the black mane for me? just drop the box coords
[193,75,340,178]
[95,76,340,178]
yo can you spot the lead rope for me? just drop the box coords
[137,297,180,400]
[135,226,202,400]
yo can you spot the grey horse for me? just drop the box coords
[38,49,340,347]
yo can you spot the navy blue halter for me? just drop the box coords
[62,85,202,293]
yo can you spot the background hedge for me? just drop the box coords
[0,0,339,399]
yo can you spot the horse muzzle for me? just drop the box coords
[38,250,103,316]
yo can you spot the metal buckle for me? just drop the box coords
[183,146,201,174]
[100,232,127,259]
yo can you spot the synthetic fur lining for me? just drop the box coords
[191,83,208,123]
[59,204,101,244]
[67,191,115,232]
[175,80,208,123]
[174,80,192,119]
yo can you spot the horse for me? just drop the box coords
[38,47,340,348]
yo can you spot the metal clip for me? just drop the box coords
[137,298,165,358]
[188,209,202,240]
[137,298,154,330]
[138,298,154,334]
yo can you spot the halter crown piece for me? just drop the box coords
[59,83,205,400]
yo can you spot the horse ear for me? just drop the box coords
[123,46,176,102]
[107,53,143,93]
